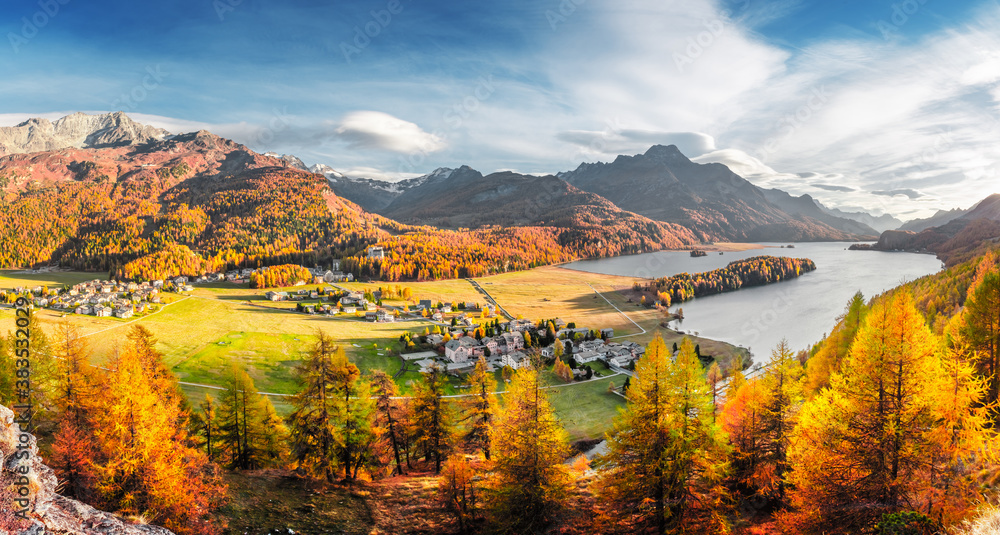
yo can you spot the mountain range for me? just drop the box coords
[871,194,1000,265]
[1,112,996,278]
[330,144,879,242]
[0,113,694,280]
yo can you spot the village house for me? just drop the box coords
[574,350,604,364]
[94,306,112,317]
[501,350,530,370]
[366,246,385,259]
[113,306,134,319]
[445,337,483,363]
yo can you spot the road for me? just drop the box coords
[586,283,646,338]
[465,279,515,320]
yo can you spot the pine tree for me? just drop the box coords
[439,455,479,534]
[371,370,407,476]
[193,394,220,462]
[219,365,288,470]
[785,292,942,532]
[412,365,452,473]
[923,315,996,523]
[706,361,723,423]
[288,333,344,481]
[756,339,803,504]
[595,334,728,533]
[486,364,571,533]
[460,356,496,460]
[49,323,99,500]
[960,269,1000,411]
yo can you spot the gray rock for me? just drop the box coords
[0,404,174,534]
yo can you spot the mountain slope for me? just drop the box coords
[0,111,169,154]
[868,194,1000,265]
[331,165,697,250]
[760,188,880,236]
[557,145,871,242]
[0,113,696,281]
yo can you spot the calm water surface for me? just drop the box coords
[562,243,943,363]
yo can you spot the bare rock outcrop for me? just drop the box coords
[0,404,174,534]
[0,112,169,155]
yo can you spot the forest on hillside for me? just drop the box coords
[0,164,695,283]
[2,248,998,534]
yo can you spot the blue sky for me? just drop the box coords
[2,0,999,219]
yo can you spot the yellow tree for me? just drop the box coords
[805,291,866,394]
[786,292,942,533]
[755,339,804,504]
[923,315,996,523]
[486,364,571,533]
[49,323,99,501]
[90,333,225,534]
[439,455,480,534]
[594,334,728,533]
[371,370,408,476]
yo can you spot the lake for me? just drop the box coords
[562,243,943,363]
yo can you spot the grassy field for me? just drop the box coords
[0,264,747,441]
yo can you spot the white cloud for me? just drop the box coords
[334,111,445,154]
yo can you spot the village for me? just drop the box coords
[1,256,649,382]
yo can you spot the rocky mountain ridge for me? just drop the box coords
[0,112,169,155]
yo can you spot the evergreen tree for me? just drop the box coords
[960,269,1000,411]
[49,323,99,500]
[371,370,407,476]
[756,339,803,504]
[439,455,479,534]
[595,334,728,533]
[460,356,496,460]
[218,365,288,470]
[412,365,452,473]
[193,394,220,462]
[486,364,571,533]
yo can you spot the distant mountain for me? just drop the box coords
[331,165,697,249]
[557,145,872,242]
[263,152,308,171]
[898,206,970,232]
[0,113,698,280]
[310,163,344,178]
[819,206,902,233]
[868,194,1000,265]
[0,111,169,154]
[760,188,880,236]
